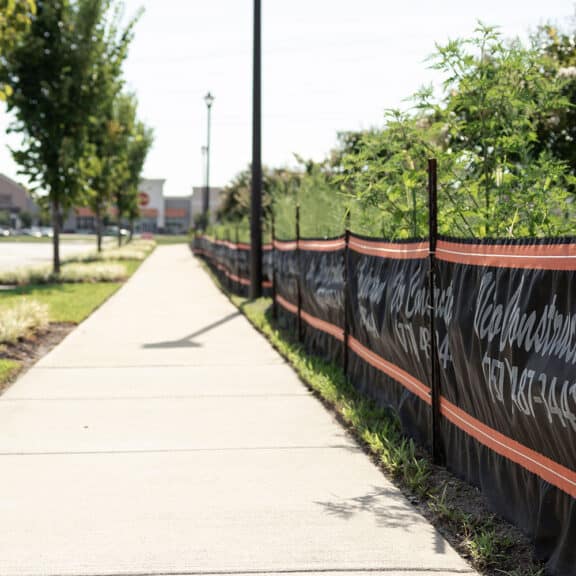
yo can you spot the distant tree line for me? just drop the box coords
[0,0,153,272]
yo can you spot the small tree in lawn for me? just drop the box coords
[106,93,153,246]
[86,5,139,252]
[121,117,153,244]
[3,0,138,272]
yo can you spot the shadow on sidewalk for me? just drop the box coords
[314,486,424,532]
[142,311,241,349]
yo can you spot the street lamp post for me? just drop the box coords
[203,92,215,229]
[250,0,262,299]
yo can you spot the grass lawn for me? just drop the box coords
[0,259,141,323]
[154,235,191,245]
[0,282,122,324]
[0,359,20,386]
[0,234,107,244]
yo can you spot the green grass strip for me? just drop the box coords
[0,260,143,324]
[0,359,21,387]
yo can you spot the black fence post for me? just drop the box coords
[428,158,444,466]
[271,212,278,321]
[214,229,218,280]
[343,212,351,377]
[235,226,240,296]
[226,228,232,293]
[296,203,303,343]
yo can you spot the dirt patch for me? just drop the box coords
[0,323,75,395]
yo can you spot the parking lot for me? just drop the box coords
[0,238,108,272]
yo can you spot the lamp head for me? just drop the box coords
[204,92,215,108]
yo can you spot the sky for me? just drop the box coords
[1,0,575,197]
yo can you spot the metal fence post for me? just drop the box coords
[343,212,351,376]
[235,226,240,295]
[428,158,444,466]
[214,229,218,278]
[226,228,232,293]
[296,203,302,343]
[271,213,278,321]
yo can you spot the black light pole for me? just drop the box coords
[250,0,263,299]
[203,92,215,229]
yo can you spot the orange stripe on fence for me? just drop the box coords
[348,336,432,404]
[194,250,272,289]
[349,237,429,260]
[273,239,346,252]
[276,294,298,315]
[300,310,344,341]
[440,399,576,498]
[274,240,298,251]
[274,295,344,340]
[437,240,576,271]
[298,239,346,252]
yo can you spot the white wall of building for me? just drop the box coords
[139,179,166,228]
[191,187,223,223]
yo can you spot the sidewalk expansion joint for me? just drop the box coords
[7,569,477,576]
[32,363,287,369]
[0,393,312,402]
[0,444,361,457]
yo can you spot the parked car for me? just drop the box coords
[104,226,129,237]
[0,227,10,237]
[20,227,43,238]
[40,227,54,238]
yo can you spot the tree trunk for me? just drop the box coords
[117,210,122,247]
[51,197,61,275]
[129,218,134,242]
[96,204,103,253]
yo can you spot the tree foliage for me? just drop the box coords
[431,24,575,237]
[0,0,36,100]
[3,0,142,270]
[216,23,576,241]
[84,5,140,250]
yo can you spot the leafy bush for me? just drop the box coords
[64,238,156,264]
[0,299,49,344]
[59,263,127,283]
[0,262,127,286]
[211,24,576,241]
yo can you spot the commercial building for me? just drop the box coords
[190,187,224,226]
[0,174,38,227]
[66,181,224,234]
[0,174,223,234]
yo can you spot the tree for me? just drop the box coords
[85,5,139,252]
[19,210,32,228]
[101,92,152,246]
[120,114,153,244]
[534,25,576,174]
[0,0,36,100]
[3,0,138,272]
[0,210,10,227]
[431,24,575,237]
[335,110,440,238]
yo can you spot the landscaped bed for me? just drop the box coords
[0,240,155,393]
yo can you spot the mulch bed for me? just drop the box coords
[0,323,75,395]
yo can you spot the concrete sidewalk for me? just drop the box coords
[0,245,476,576]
